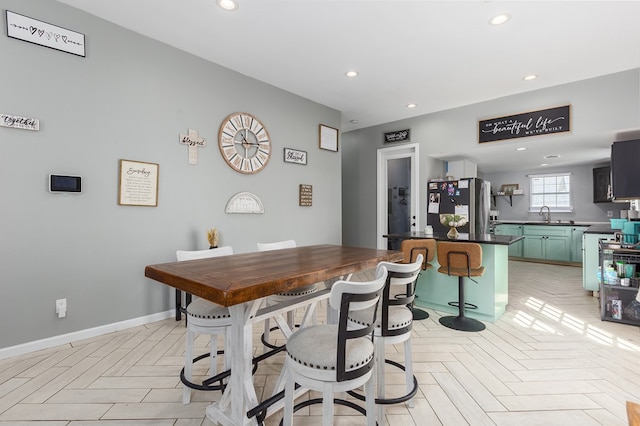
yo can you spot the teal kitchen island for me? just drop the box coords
[385,232,524,322]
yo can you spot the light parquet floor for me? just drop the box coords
[1,260,640,425]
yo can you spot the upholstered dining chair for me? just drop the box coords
[176,245,234,404]
[348,254,423,423]
[257,240,320,350]
[399,238,436,320]
[282,265,389,426]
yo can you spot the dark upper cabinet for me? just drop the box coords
[611,139,640,201]
[593,166,612,203]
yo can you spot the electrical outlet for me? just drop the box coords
[56,298,67,318]
[607,211,613,218]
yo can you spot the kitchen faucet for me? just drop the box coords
[539,205,551,223]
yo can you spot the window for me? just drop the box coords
[529,172,572,212]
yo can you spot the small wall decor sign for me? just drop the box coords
[284,148,307,165]
[384,129,411,143]
[6,10,86,57]
[478,105,571,143]
[118,159,159,207]
[179,129,206,165]
[299,184,312,207]
[0,113,39,131]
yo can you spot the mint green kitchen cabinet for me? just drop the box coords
[570,226,588,262]
[582,232,612,291]
[523,225,571,262]
[494,224,523,257]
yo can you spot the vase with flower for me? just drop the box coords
[439,214,468,239]
[207,227,219,249]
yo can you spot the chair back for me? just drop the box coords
[377,254,423,337]
[176,246,234,261]
[257,240,296,251]
[436,242,482,276]
[400,239,435,270]
[330,265,388,382]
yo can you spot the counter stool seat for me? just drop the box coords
[283,266,388,426]
[257,240,320,350]
[400,239,435,320]
[436,242,486,332]
[176,246,234,404]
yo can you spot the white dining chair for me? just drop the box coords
[282,265,388,426]
[348,254,423,424]
[257,240,320,350]
[176,245,234,404]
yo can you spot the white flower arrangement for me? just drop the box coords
[439,214,468,228]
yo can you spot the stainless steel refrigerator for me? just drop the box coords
[427,178,491,235]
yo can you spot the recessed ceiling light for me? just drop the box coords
[523,74,538,81]
[540,163,548,167]
[217,0,238,10]
[406,103,417,108]
[516,147,527,151]
[489,14,510,26]
[345,71,359,77]
[350,119,359,124]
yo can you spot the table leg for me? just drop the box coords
[206,301,260,426]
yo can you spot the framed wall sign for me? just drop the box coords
[299,184,312,206]
[319,124,338,152]
[478,105,571,143]
[118,159,159,207]
[384,129,411,143]
[284,148,307,165]
[6,10,86,57]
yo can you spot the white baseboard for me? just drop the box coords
[0,309,175,361]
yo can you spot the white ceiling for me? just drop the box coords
[56,0,640,173]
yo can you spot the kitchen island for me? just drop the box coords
[385,231,523,322]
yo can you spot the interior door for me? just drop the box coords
[377,144,419,249]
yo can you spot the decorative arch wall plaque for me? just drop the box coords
[225,192,264,214]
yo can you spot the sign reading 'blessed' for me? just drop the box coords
[478,105,570,143]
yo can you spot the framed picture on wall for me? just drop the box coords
[319,124,339,152]
[118,159,159,207]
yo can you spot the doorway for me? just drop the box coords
[377,143,419,249]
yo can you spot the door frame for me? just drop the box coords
[376,143,419,249]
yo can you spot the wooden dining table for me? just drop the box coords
[145,244,403,426]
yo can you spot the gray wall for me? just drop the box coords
[0,0,341,350]
[483,164,629,222]
[343,70,639,248]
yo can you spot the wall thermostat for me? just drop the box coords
[49,174,82,193]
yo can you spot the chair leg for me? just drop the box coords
[263,317,271,353]
[376,338,385,424]
[322,384,334,426]
[209,334,218,377]
[183,328,194,404]
[365,372,376,426]
[404,338,414,408]
[283,368,294,426]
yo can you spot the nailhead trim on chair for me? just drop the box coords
[186,298,231,320]
[275,283,318,297]
[348,306,412,330]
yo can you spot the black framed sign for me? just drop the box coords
[478,105,571,143]
[384,129,411,143]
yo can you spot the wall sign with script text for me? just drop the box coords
[0,113,39,131]
[478,105,571,143]
[384,129,411,143]
[284,148,307,165]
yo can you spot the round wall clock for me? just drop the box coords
[218,112,271,174]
